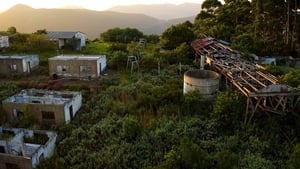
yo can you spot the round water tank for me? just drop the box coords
[183,70,220,99]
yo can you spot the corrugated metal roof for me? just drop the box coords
[46,31,79,39]
[48,55,106,61]
[0,55,38,59]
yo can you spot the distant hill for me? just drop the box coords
[0,4,197,39]
[108,3,201,20]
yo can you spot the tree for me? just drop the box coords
[251,0,288,55]
[145,34,160,43]
[212,90,246,131]
[26,34,56,52]
[100,27,122,42]
[280,71,300,87]
[158,137,211,169]
[122,27,144,43]
[34,29,47,34]
[239,151,275,169]
[215,150,238,169]
[201,0,222,15]
[107,51,128,70]
[289,144,300,169]
[101,27,144,43]
[121,116,141,141]
[160,23,196,50]
[231,33,263,54]
[18,103,36,128]
[173,42,194,64]
[193,0,240,41]
[182,89,213,115]
[7,26,17,34]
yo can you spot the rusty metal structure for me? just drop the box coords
[191,37,299,124]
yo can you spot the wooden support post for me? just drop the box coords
[244,97,250,124]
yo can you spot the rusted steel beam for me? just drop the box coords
[240,76,258,92]
[256,71,278,84]
[244,71,267,88]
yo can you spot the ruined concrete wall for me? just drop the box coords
[27,143,44,168]
[63,93,82,123]
[97,56,107,74]
[43,132,57,158]
[0,153,32,169]
[75,32,86,47]
[2,102,66,125]
[23,55,39,72]
[0,59,24,74]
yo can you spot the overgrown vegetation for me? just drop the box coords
[33,67,300,169]
[1,0,300,168]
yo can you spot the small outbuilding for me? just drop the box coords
[48,55,106,79]
[0,55,39,74]
[46,31,86,51]
[0,36,9,48]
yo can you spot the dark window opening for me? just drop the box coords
[13,109,23,118]
[69,105,73,120]
[27,61,31,73]
[5,163,20,169]
[41,111,55,120]
[52,73,58,80]
[79,66,91,73]
[10,64,17,72]
[57,65,68,72]
[39,153,44,162]
[0,146,5,153]
[61,94,73,98]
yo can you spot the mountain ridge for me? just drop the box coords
[108,3,201,20]
[0,4,197,39]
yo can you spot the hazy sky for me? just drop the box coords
[0,0,203,12]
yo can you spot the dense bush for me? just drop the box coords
[280,71,300,88]
[101,27,144,43]
[107,51,128,70]
[108,43,128,52]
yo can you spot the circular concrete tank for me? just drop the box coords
[183,70,220,99]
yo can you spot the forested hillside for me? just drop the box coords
[0,4,193,39]
[0,0,300,169]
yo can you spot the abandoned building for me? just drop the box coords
[46,31,86,51]
[0,36,9,48]
[48,55,107,79]
[0,55,39,74]
[0,127,57,169]
[2,89,82,126]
